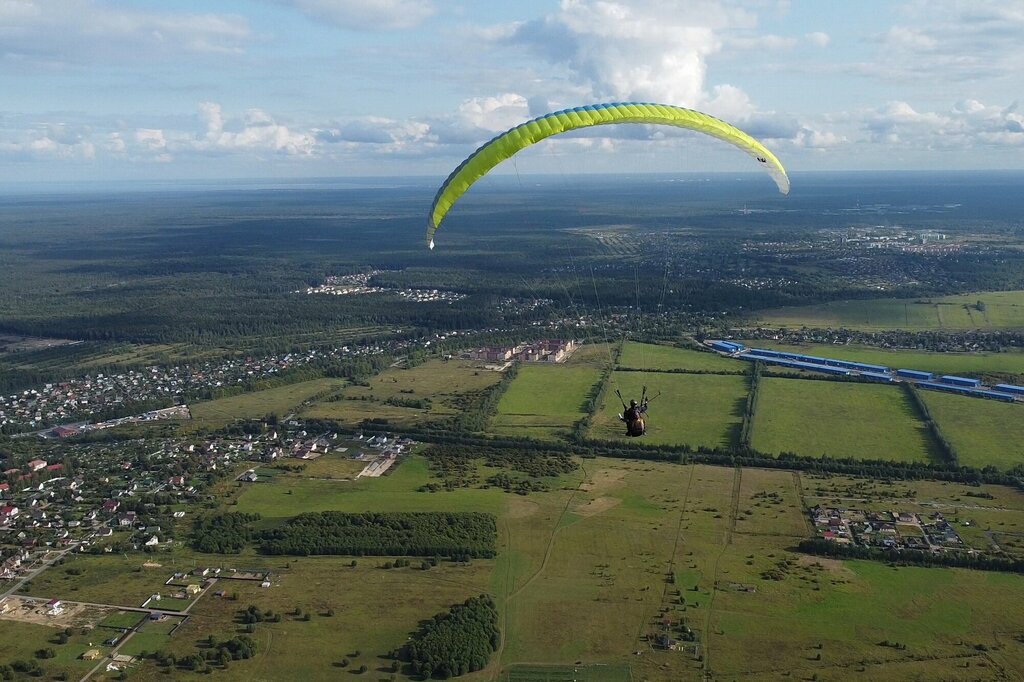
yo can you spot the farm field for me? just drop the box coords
[189,378,345,428]
[742,340,1024,380]
[0,620,103,680]
[749,378,936,462]
[20,457,1024,681]
[303,359,502,428]
[757,290,1024,330]
[588,371,747,448]
[617,341,740,372]
[921,390,1024,471]
[490,364,601,440]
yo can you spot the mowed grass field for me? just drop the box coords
[744,340,1024,380]
[303,359,502,428]
[588,371,747,448]
[750,378,936,462]
[921,390,1024,470]
[757,290,1024,330]
[490,364,601,440]
[617,341,740,372]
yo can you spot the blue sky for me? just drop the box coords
[2,0,1023,182]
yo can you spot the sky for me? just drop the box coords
[2,0,1023,183]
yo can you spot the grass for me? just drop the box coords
[588,371,747,448]
[0,620,103,679]
[32,456,1024,682]
[618,342,741,372]
[21,557,184,608]
[189,378,345,428]
[749,378,936,462]
[757,290,1024,330]
[921,390,1024,470]
[234,455,507,525]
[98,610,146,630]
[490,364,602,440]
[303,359,502,428]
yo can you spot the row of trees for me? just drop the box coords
[739,361,762,448]
[571,340,622,442]
[449,362,518,433]
[337,419,1024,489]
[404,595,500,680]
[902,383,959,465]
[258,512,497,558]
[420,443,576,491]
[798,538,1024,575]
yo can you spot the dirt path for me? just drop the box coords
[492,465,587,680]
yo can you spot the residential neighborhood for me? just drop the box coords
[810,505,971,553]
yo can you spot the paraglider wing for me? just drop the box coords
[426,102,790,248]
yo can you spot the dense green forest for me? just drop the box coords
[258,511,497,558]
[403,595,500,679]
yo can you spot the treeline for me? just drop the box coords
[404,595,500,679]
[739,361,762,448]
[798,538,1024,575]
[571,340,622,442]
[331,419,1024,490]
[902,384,959,465]
[192,512,261,554]
[449,362,518,433]
[259,512,497,558]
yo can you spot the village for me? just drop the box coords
[0,419,412,589]
[301,272,467,303]
[810,505,970,553]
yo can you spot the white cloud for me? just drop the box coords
[502,0,762,106]
[861,99,1024,149]
[805,31,830,47]
[0,0,251,68]
[863,1,1024,81]
[273,0,435,30]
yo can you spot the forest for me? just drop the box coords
[257,511,497,558]
[403,595,500,680]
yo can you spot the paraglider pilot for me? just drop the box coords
[617,388,656,437]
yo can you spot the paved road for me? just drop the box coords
[1,543,79,599]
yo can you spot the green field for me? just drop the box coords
[921,390,1024,470]
[745,340,1024,380]
[618,341,740,372]
[490,364,602,440]
[588,371,747,448]
[750,378,936,462]
[303,359,502,428]
[0,620,104,679]
[235,455,507,524]
[758,290,1024,330]
[190,378,345,427]
[21,457,1024,681]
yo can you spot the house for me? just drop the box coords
[241,471,258,483]
[0,506,19,521]
[81,649,103,661]
[168,476,185,487]
[117,512,137,527]
[0,483,9,497]
[27,459,47,472]
[102,499,119,514]
[144,535,159,547]
[46,599,63,616]
[186,583,202,595]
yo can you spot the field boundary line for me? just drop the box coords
[703,467,740,681]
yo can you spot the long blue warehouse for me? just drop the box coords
[995,384,1024,396]
[896,369,933,380]
[940,375,981,388]
[861,371,894,382]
